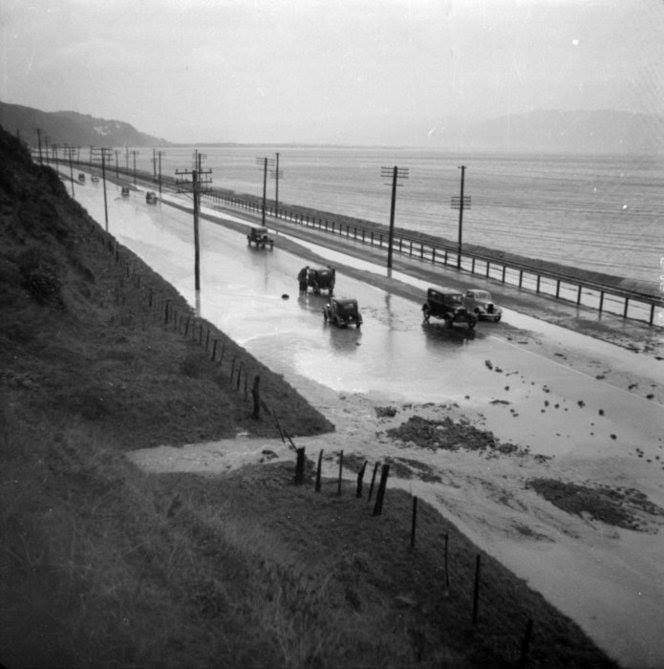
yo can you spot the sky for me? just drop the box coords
[1,0,663,144]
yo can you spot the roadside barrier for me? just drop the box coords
[57,156,662,326]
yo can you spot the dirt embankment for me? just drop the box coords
[1,129,615,667]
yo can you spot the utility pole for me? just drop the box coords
[157,150,165,196]
[131,150,139,186]
[451,165,471,270]
[175,150,212,292]
[380,165,409,271]
[256,156,275,226]
[91,147,113,232]
[44,136,50,163]
[274,152,282,219]
[64,144,77,197]
[124,147,129,170]
[114,150,120,178]
[35,128,43,164]
[261,157,268,226]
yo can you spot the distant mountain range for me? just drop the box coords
[423,109,664,154]
[1,100,662,154]
[0,101,171,148]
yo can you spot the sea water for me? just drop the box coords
[126,146,664,287]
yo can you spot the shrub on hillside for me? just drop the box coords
[17,247,63,307]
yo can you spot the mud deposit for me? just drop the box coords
[527,478,664,532]
[386,415,535,458]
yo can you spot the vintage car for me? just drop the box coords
[298,266,335,295]
[464,288,502,322]
[246,226,274,249]
[77,173,85,183]
[323,298,362,328]
[91,175,100,183]
[120,185,131,197]
[422,287,476,329]
[145,191,158,204]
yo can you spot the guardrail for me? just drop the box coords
[48,156,664,327]
[202,192,663,327]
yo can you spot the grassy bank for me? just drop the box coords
[2,128,615,667]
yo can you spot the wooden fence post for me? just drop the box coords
[294,447,305,485]
[251,375,261,419]
[315,449,323,492]
[355,460,367,498]
[367,462,379,502]
[472,555,481,625]
[444,533,450,593]
[518,619,534,668]
[337,450,344,495]
[410,496,418,548]
[211,339,218,361]
[372,464,389,516]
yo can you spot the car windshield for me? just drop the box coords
[448,294,463,304]
[474,291,491,300]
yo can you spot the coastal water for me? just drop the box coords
[125,146,664,287]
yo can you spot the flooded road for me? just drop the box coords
[72,176,663,462]
[69,173,664,667]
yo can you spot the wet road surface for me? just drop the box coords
[71,175,663,463]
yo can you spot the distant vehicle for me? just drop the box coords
[464,288,502,322]
[422,287,476,329]
[247,226,274,249]
[121,185,131,197]
[77,173,85,183]
[91,175,100,183]
[298,266,335,295]
[145,191,158,204]
[323,298,362,328]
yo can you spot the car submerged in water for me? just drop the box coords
[422,287,476,329]
[323,298,362,328]
[463,288,502,322]
[145,191,158,204]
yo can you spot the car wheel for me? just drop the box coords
[445,315,454,328]
[323,310,328,323]
[494,314,502,322]
[422,306,430,323]
[468,318,476,330]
